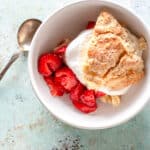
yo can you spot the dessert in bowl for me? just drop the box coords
[28,0,150,129]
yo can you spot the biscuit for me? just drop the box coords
[82,11,146,91]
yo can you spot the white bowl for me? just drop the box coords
[28,0,150,129]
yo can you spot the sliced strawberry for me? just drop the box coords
[44,76,65,96]
[55,66,78,91]
[55,66,73,77]
[70,83,85,102]
[80,90,96,107]
[95,91,105,98]
[54,45,67,57]
[54,76,70,93]
[72,100,97,113]
[38,53,62,76]
[54,76,62,84]
[44,76,53,86]
[86,21,96,29]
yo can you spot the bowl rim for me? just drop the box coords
[28,0,150,130]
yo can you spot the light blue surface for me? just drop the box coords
[0,0,150,149]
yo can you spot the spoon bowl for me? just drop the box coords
[17,19,41,51]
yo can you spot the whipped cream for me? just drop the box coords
[65,30,130,95]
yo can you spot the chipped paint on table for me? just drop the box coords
[0,0,150,150]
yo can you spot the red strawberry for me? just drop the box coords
[54,45,67,57]
[38,53,62,76]
[54,76,62,84]
[44,76,65,96]
[54,76,70,93]
[72,100,97,113]
[86,21,96,29]
[70,83,85,102]
[44,76,53,86]
[80,90,96,107]
[95,91,105,98]
[55,66,78,91]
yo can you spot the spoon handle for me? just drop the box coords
[0,52,20,80]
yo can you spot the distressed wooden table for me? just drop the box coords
[0,0,150,150]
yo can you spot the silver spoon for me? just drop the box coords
[0,19,41,80]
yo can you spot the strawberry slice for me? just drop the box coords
[72,100,97,113]
[38,53,62,76]
[80,90,96,107]
[54,45,67,58]
[86,21,96,29]
[70,84,97,113]
[44,76,65,96]
[55,66,78,91]
[70,83,85,102]
[95,91,105,98]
